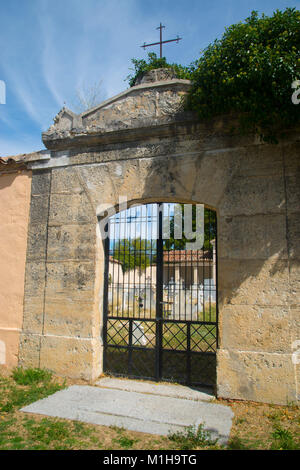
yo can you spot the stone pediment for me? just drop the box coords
[42,69,192,150]
[49,107,82,132]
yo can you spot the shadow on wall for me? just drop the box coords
[138,141,299,310]
[0,170,27,190]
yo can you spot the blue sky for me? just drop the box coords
[0,0,298,156]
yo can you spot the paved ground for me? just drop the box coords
[21,379,234,445]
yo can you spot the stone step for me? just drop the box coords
[21,385,234,445]
[96,377,214,402]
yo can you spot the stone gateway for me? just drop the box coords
[0,68,299,405]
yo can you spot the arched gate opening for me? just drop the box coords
[103,202,217,388]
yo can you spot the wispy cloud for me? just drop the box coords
[0,0,297,156]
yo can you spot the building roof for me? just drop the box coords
[0,150,49,174]
[0,154,28,173]
[163,250,212,263]
[109,256,123,265]
[108,250,213,269]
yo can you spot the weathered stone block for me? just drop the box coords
[51,166,83,195]
[217,349,297,404]
[29,195,50,225]
[218,258,289,307]
[283,142,300,176]
[47,224,96,261]
[235,144,283,178]
[26,224,47,261]
[24,261,46,297]
[18,333,41,368]
[43,298,95,338]
[22,297,44,334]
[45,261,95,301]
[285,174,300,213]
[290,260,300,308]
[218,214,288,260]
[287,212,300,259]
[290,306,300,343]
[219,174,286,217]
[31,169,51,196]
[220,304,291,353]
[39,335,102,380]
[48,193,95,226]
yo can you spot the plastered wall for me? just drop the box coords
[0,170,31,368]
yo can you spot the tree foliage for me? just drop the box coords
[163,207,216,252]
[186,8,300,142]
[112,238,155,272]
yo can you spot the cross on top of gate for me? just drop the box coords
[141,23,182,59]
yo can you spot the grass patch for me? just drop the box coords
[226,399,300,450]
[113,435,139,449]
[271,425,299,450]
[0,370,299,450]
[12,367,52,385]
[227,436,251,450]
[0,368,65,413]
[168,424,220,450]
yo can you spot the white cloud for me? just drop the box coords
[1,0,287,156]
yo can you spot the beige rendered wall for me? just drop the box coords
[0,170,31,369]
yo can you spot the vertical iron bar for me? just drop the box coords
[116,214,120,317]
[215,213,219,349]
[103,221,110,372]
[156,203,163,380]
[144,205,147,319]
[133,207,137,317]
[128,318,133,376]
[209,209,211,321]
[122,209,126,318]
[187,322,191,385]
[150,204,153,319]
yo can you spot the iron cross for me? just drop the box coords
[141,23,182,59]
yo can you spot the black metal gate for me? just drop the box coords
[103,203,217,388]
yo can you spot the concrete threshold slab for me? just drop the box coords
[96,377,214,402]
[21,385,234,445]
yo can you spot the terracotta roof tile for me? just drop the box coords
[163,250,212,262]
[0,150,49,173]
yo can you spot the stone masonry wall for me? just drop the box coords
[18,132,300,404]
[18,73,300,404]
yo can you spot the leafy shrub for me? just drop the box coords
[186,8,300,142]
[126,52,190,87]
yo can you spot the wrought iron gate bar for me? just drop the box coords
[105,344,216,355]
[106,316,217,324]
[103,202,217,387]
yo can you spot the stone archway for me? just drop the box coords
[19,69,299,405]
